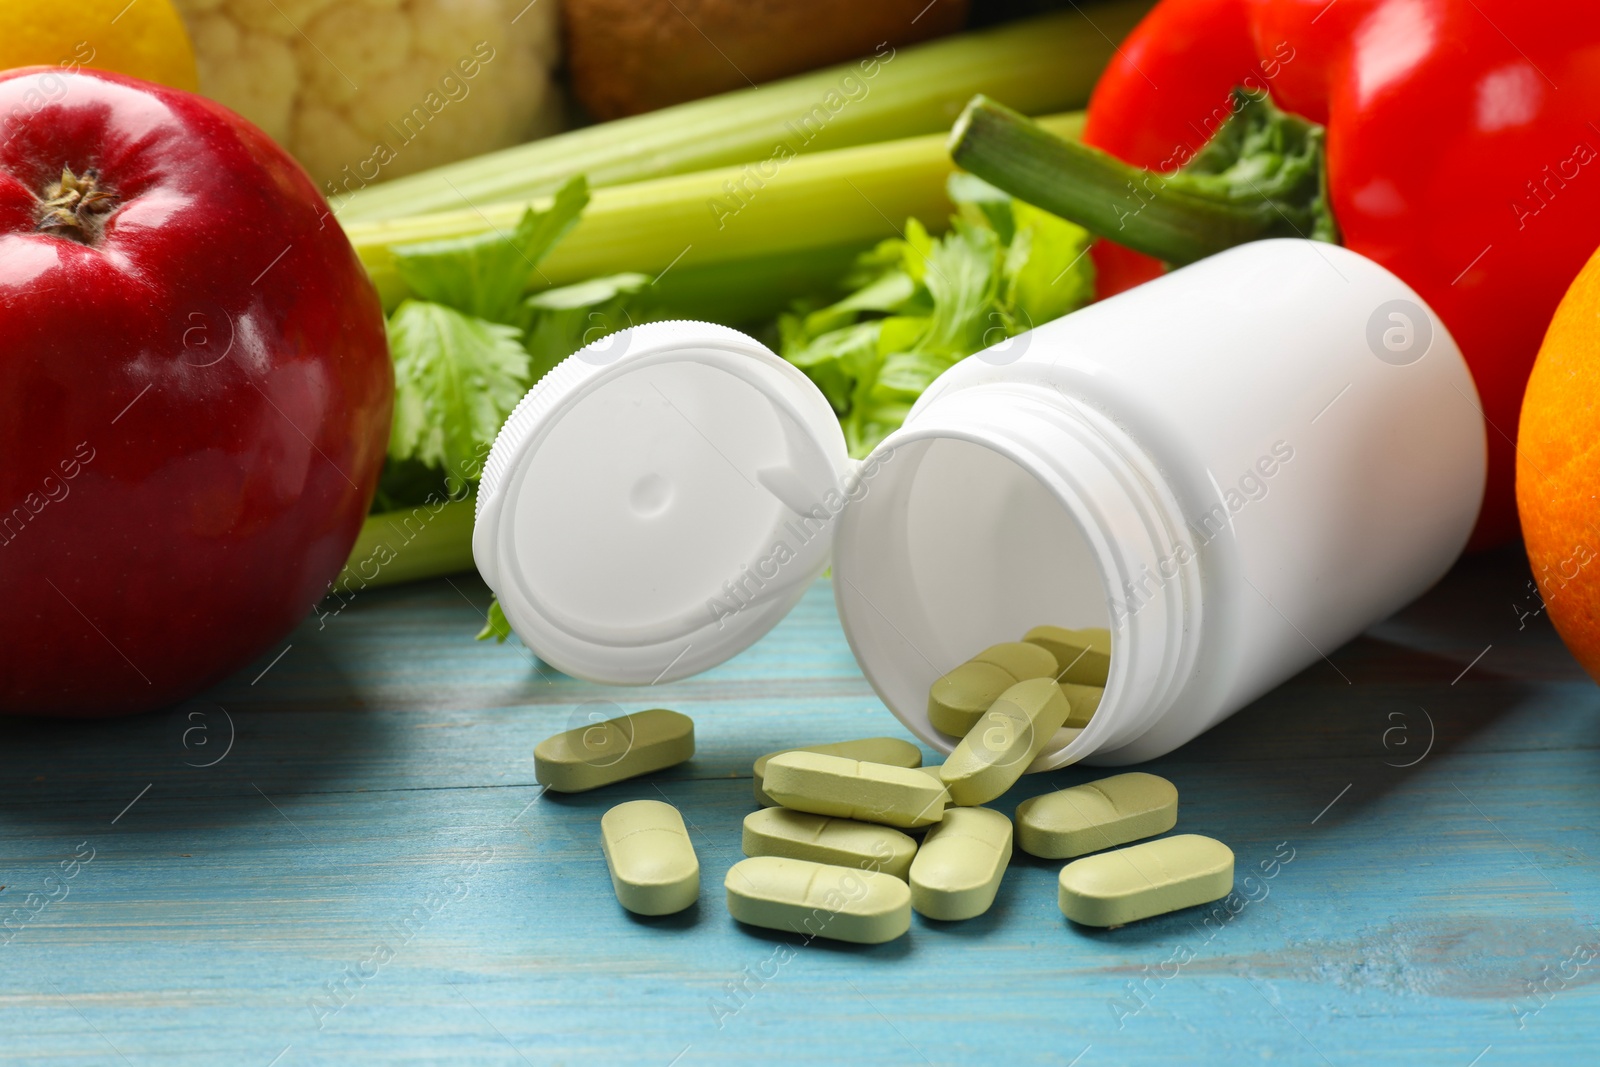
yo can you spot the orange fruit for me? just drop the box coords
[1517,243,1600,681]
[0,0,199,92]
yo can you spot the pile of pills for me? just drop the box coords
[534,627,1234,942]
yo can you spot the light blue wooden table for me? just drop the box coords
[2,545,1596,1065]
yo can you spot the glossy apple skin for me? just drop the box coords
[0,69,392,716]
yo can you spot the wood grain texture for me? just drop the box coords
[2,546,1597,1065]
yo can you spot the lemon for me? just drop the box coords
[0,0,199,92]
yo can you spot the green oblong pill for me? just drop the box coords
[600,799,699,916]
[1057,682,1104,728]
[742,808,918,881]
[535,708,694,793]
[1058,833,1234,927]
[909,806,1013,921]
[763,750,947,829]
[725,856,911,944]
[752,737,921,806]
[940,678,1070,806]
[1024,626,1112,686]
[928,661,1019,738]
[1015,772,1178,859]
[971,642,1058,681]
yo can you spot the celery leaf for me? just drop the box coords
[778,174,1093,457]
[523,272,655,385]
[391,175,590,325]
[1003,200,1096,331]
[387,300,530,484]
[476,598,513,643]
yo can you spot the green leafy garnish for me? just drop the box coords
[387,301,530,483]
[378,176,646,507]
[524,272,655,384]
[391,176,590,325]
[778,174,1094,456]
[475,598,513,643]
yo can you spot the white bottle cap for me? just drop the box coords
[473,321,849,685]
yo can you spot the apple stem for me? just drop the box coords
[36,165,119,244]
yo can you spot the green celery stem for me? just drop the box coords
[335,4,1150,222]
[334,499,477,596]
[949,96,1280,266]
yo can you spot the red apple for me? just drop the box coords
[0,68,392,716]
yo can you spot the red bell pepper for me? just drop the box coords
[951,0,1600,549]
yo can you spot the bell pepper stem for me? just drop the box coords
[949,94,1331,266]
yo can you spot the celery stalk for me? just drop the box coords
[335,499,476,596]
[644,243,872,326]
[347,114,1086,312]
[331,5,1147,223]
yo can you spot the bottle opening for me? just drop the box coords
[834,434,1112,762]
[833,383,1197,769]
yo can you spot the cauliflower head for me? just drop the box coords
[174,0,562,196]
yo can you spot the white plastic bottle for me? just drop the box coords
[474,239,1486,767]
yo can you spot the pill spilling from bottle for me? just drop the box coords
[535,628,1238,942]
